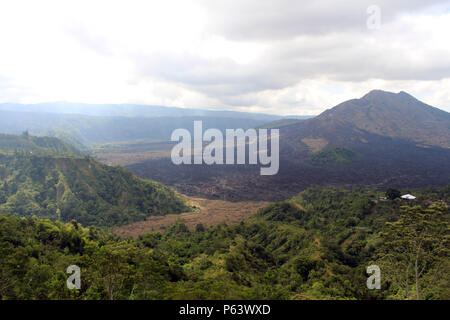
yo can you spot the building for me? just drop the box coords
[401,194,416,200]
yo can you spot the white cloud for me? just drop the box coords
[0,0,449,114]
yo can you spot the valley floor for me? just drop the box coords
[113,194,269,237]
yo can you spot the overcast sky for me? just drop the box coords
[0,0,449,115]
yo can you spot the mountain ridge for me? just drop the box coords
[0,101,294,121]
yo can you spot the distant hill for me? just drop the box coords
[0,102,317,146]
[126,90,450,201]
[0,134,189,226]
[0,101,283,121]
[0,110,280,145]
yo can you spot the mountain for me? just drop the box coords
[0,134,189,227]
[125,90,450,201]
[280,90,450,155]
[318,90,450,148]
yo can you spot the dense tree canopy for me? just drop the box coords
[0,186,448,300]
[0,153,189,227]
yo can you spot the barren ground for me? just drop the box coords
[113,194,269,237]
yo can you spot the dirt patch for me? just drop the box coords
[301,137,329,154]
[94,150,171,166]
[292,202,306,211]
[92,140,173,166]
[112,194,269,237]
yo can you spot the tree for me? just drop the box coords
[378,205,449,299]
[386,188,401,200]
[90,245,135,300]
[195,224,206,233]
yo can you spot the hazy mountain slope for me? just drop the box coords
[317,90,450,148]
[0,101,283,121]
[0,110,275,145]
[257,118,306,129]
[0,134,189,227]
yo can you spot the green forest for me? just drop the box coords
[310,147,361,165]
[0,186,448,300]
[0,132,83,157]
[0,134,189,227]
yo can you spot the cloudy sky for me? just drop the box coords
[0,0,449,115]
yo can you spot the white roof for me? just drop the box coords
[401,194,416,199]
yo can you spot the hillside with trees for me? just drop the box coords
[0,132,83,156]
[0,186,448,300]
[0,134,189,227]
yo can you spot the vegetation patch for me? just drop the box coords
[310,147,361,165]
